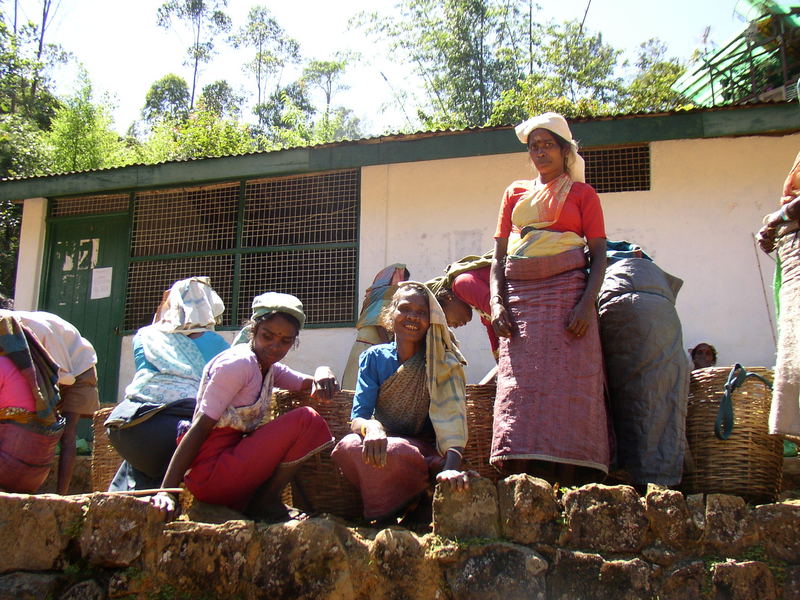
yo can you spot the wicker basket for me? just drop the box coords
[91,406,122,492]
[683,366,783,503]
[463,384,500,482]
[271,390,363,519]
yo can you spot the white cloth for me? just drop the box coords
[514,112,586,183]
[12,310,97,385]
[152,276,224,335]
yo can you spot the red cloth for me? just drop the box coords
[451,267,499,352]
[491,251,610,473]
[0,422,61,493]
[494,180,606,240]
[331,433,441,520]
[184,406,332,510]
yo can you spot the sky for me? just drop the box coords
[15,0,757,135]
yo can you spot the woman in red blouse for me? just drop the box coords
[488,112,610,485]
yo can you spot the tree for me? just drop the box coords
[43,70,128,172]
[156,0,231,108]
[198,79,243,118]
[141,73,190,123]
[230,6,299,111]
[619,39,687,113]
[254,81,314,142]
[302,54,351,124]
[356,0,533,128]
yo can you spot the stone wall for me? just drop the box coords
[0,476,798,599]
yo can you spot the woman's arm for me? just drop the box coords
[296,366,339,400]
[490,237,515,338]
[758,195,800,253]
[567,237,607,337]
[151,413,217,518]
[435,446,474,492]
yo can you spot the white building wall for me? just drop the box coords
[106,130,800,397]
[14,197,47,310]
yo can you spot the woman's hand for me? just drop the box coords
[361,420,387,468]
[491,299,515,338]
[435,469,476,492]
[757,222,778,253]
[150,491,180,521]
[310,366,339,401]
[567,296,594,338]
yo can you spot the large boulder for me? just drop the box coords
[369,527,442,599]
[79,493,166,568]
[547,549,604,600]
[701,495,758,556]
[432,477,500,540]
[711,560,778,600]
[783,565,800,600]
[658,561,707,600]
[0,572,66,600]
[443,541,547,600]
[751,500,800,563]
[645,486,700,552]
[561,484,650,553]
[497,474,561,545]
[251,517,356,600]
[0,492,86,573]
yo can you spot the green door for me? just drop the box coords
[41,214,130,405]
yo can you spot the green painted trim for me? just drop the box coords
[45,210,129,223]
[128,242,358,263]
[3,103,798,202]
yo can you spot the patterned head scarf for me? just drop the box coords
[396,281,468,453]
[515,112,586,183]
[251,292,306,330]
[153,277,225,334]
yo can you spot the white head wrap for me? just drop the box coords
[153,276,225,334]
[515,112,586,183]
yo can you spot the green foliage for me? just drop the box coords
[42,70,128,172]
[156,0,232,107]
[134,105,259,162]
[618,39,689,114]
[142,73,190,123]
[198,79,243,118]
[230,5,300,109]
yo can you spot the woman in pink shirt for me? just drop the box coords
[152,293,337,521]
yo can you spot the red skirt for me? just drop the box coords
[0,422,61,493]
[184,406,332,511]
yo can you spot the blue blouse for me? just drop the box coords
[351,342,402,420]
[133,330,229,372]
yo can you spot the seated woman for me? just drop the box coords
[489,112,610,485]
[0,313,63,494]
[151,292,336,521]
[106,277,229,491]
[332,282,472,523]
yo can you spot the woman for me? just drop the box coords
[0,312,63,494]
[758,151,800,437]
[427,254,499,358]
[152,292,336,521]
[689,342,717,370]
[489,112,610,484]
[106,277,229,491]
[332,282,472,523]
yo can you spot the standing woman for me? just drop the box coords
[152,293,336,521]
[106,277,229,491]
[489,112,610,484]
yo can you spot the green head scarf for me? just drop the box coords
[251,292,306,329]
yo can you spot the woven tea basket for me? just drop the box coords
[683,366,782,502]
[271,389,363,519]
[91,406,122,492]
[463,383,500,482]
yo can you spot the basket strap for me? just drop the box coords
[715,363,773,440]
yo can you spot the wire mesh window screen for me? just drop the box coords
[124,255,235,330]
[239,248,358,325]
[243,170,359,247]
[51,194,129,217]
[131,183,239,257]
[581,145,650,193]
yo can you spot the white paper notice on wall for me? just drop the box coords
[90,267,113,300]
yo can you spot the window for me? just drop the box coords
[581,144,650,193]
[122,169,360,331]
